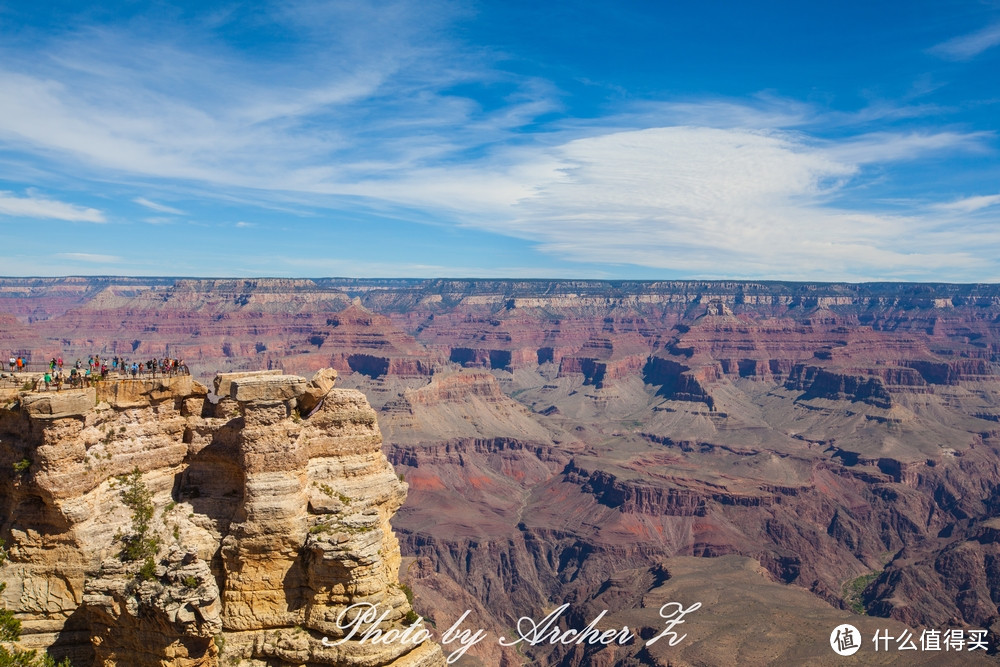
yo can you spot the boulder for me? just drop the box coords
[230,374,307,403]
[298,368,338,414]
[213,369,283,398]
[21,389,95,419]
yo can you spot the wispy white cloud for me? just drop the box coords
[619,97,815,131]
[0,2,997,281]
[822,131,992,164]
[580,95,954,136]
[355,123,991,280]
[134,197,185,215]
[930,22,1000,60]
[933,194,1000,213]
[0,190,104,222]
[490,127,987,280]
[56,252,121,263]
[0,1,554,196]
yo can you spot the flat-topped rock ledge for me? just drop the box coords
[97,375,207,408]
[8,369,339,420]
[21,388,96,419]
[212,369,283,397]
[229,374,307,403]
[226,368,338,411]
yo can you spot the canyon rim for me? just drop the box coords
[2,278,1000,665]
[3,2,1000,664]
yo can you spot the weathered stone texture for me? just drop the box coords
[0,370,444,667]
[21,388,95,419]
[230,374,307,403]
[212,370,282,398]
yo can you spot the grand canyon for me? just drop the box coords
[2,277,1000,666]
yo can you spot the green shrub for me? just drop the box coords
[309,522,331,535]
[400,583,415,605]
[112,469,161,563]
[0,607,21,643]
[137,557,157,581]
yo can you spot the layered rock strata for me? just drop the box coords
[8,278,1000,664]
[0,371,444,667]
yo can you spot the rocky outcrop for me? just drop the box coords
[784,364,893,408]
[0,371,444,667]
[642,357,718,408]
[298,368,338,414]
[400,371,506,405]
[84,548,222,666]
[212,369,283,397]
[21,389,96,419]
[8,278,1000,665]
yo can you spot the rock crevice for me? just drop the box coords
[0,370,444,667]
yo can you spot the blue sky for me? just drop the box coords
[1,0,999,280]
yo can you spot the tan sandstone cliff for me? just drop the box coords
[0,370,445,667]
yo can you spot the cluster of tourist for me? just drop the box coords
[8,355,26,372]
[7,352,189,391]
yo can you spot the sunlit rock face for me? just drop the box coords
[0,370,445,667]
[6,278,1000,664]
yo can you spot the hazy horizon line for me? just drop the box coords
[2,274,999,288]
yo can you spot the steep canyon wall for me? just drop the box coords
[5,278,1000,664]
[0,369,444,667]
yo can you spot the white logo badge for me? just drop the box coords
[830,623,861,656]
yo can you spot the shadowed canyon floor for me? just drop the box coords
[3,277,1000,665]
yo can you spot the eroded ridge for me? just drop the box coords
[0,370,445,667]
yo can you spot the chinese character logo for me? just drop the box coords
[831,623,861,656]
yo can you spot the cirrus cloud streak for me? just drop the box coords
[0,191,104,222]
